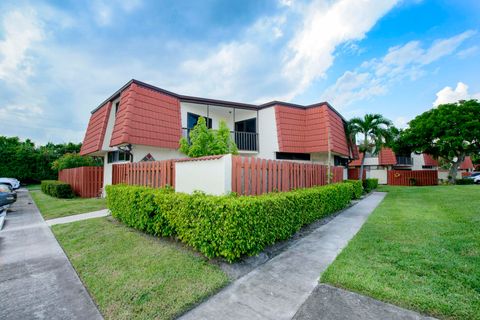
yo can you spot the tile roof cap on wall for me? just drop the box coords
[89,79,346,122]
[460,156,474,170]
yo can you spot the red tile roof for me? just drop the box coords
[349,147,397,166]
[80,101,112,155]
[460,156,474,170]
[109,83,182,149]
[349,146,364,166]
[378,148,397,165]
[275,104,350,157]
[423,154,438,166]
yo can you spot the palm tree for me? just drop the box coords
[348,114,394,180]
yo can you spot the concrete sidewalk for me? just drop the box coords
[293,284,435,320]
[180,192,386,320]
[46,209,109,226]
[0,189,103,320]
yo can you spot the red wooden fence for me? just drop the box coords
[112,160,175,188]
[231,156,344,195]
[347,168,366,180]
[58,166,104,198]
[387,170,438,186]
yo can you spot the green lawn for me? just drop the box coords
[53,217,228,320]
[322,185,480,319]
[29,189,107,220]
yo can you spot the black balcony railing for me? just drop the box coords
[182,128,258,152]
[396,156,413,165]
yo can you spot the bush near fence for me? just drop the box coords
[344,180,363,199]
[455,178,475,185]
[107,182,354,262]
[362,178,378,192]
[41,180,74,199]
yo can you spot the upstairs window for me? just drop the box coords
[107,150,131,163]
[114,101,120,114]
[187,112,212,129]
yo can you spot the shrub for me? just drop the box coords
[51,153,102,171]
[362,178,378,193]
[344,180,363,199]
[41,180,74,198]
[455,178,474,185]
[106,183,354,262]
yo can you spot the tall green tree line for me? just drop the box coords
[0,136,82,182]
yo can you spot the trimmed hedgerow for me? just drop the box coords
[362,178,378,193]
[106,183,354,262]
[344,180,363,199]
[41,180,74,199]
[455,178,474,185]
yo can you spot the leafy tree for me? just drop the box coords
[212,120,238,155]
[179,117,238,157]
[347,114,394,180]
[0,135,83,182]
[398,99,480,183]
[51,153,102,171]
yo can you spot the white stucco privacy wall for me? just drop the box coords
[175,154,232,195]
[257,107,279,159]
[369,169,388,184]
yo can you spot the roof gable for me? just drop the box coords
[80,101,112,155]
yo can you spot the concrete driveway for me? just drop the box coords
[0,189,102,320]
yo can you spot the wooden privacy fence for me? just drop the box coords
[231,156,344,195]
[347,168,366,180]
[112,160,175,188]
[387,170,438,186]
[58,166,103,198]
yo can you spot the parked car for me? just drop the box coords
[0,183,16,209]
[0,178,20,189]
[465,172,480,184]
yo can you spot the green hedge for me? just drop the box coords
[344,180,363,199]
[455,178,474,185]
[41,180,74,198]
[362,178,378,192]
[107,183,354,262]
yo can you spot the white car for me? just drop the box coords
[0,178,20,189]
[465,172,480,184]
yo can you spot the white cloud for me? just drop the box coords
[322,30,476,108]
[90,0,142,26]
[433,82,480,106]
[0,9,44,84]
[393,116,408,129]
[457,46,478,59]
[282,0,399,99]
[177,0,399,103]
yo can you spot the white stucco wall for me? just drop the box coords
[411,153,425,170]
[102,98,120,151]
[175,154,232,195]
[131,145,183,162]
[369,169,388,184]
[363,157,379,166]
[438,170,462,181]
[257,107,279,160]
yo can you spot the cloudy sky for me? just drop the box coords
[1,0,479,144]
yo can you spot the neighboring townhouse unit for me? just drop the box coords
[80,79,356,187]
[349,147,475,183]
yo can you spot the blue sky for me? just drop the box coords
[0,0,479,144]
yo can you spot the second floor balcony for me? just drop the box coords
[182,128,258,152]
[396,156,413,166]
